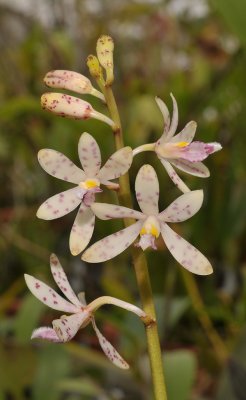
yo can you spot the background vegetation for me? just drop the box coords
[0,0,245,399]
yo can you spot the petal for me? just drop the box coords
[52,312,90,342]
[170,121,197,144]
[41,93,93,119]
[155,97,170,139]
[159,159,190,193]
[166,93,178,141]
[78,132,101,176]
[24,274,79,313]
[82,221,143,263]
[135,165,159,215]
[37,187,81,220]
[50,254,81,307]
[38,149,85,184]
[31,327,61,342]
[170,159,210,177]
[175,141,222,163]
[44,70,93,95]
[98,147,133,182]
[91,318,129,369]
[160,223,213,275]
[69,203,95,256]
[159,190,203,223]
[91,202,144,220]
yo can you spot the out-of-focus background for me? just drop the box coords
[0,1,245,399]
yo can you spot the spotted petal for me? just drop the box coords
[78,133,101,176]
[50,254,82,307]
[98,147,133,182]
[82,220,143,263]
[52,312,90,342]
[170,159,210,177]
[91,202,144,220]
[37,187,81,220]
[159,159,190,193]
[91,319,129,369]
[38,149,85,184]
[24,274,79,313]
[174,141,222,163]
[160,223,213,275]
[69,203,95,256]
[159,190,203,223]
[170,121,197,144]
[135,165,159,215]
[31,327,61,342]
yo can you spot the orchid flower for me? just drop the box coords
[37,132,133,255]
[82,165,213,275]
[133,94,222,193]
[25,254,150,369]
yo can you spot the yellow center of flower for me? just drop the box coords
[79,178,100,190]
[174,141,189,148]
[140,216,160,238]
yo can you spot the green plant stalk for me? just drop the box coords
[103,86,168,400]
[180,268,228,364]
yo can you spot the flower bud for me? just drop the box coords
[87,55,103,79]
[44,70,105,101]
[41,92,114,126]
[96,35,114,85]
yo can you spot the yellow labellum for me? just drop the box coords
[140,224,159,238]
[175,141,189,148]
[79,179,100,190]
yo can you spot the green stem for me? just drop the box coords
[180,268,228,364]
[103,85,168,400]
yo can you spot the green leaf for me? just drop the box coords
[57,377,106,397]
[164,350,197,400]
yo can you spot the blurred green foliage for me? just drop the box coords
[0,0,246,399]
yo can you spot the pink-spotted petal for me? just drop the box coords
[135,165,159,215]
[91,202,144,220]
[98,147,133,182]
[160,223,213,275]
[38,149,85,184]
[52,312,90,342]
[37,187,81,220]
[78,132,101,176]
[159,159,190,193]
[69,203,95,256]
[159,190,203,222]
[170,121,197,144]
[31,327,61,342]
[82,220,143,263]
[50,254,81,307]
[91,318,129,369]
[176,141,222,163]
[170,159,210,178]
[155,97,170,138]
[24,274,79,313]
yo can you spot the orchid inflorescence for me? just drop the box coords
[26,35,222,369]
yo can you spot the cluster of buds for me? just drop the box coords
[25,35,222,368]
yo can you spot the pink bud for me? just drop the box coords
[44,70,93,94]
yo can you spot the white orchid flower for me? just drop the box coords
[82,165,213,275]
[133,94,222,193]
[37,132,133,255]
[25,254,150,369]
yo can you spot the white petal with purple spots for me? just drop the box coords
[135,165,160,215]
[31,327,61,342]
[170,159,210,177]
[52,312,90,342]
[78,133,101,176]
[92,318,129,369]
[155,97,170,138]
[82,220,143,263]
[38,149,85,184]
[170,121,197,144]
[24,274,79,313]
[69,203,95,256]
[160,223,213,275]
[91,202,144,220]
[50,254,82,307]
[99,147,133,182]
[37,187,81,220]
[159,190,203,223]
[159,159,190,193]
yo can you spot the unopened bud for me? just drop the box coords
[96,35,114,85]
[87,55,103,79]
[41,92,114,126]
[44,70,105,101]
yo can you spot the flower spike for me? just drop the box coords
[82,165,212,275]
[25,254,150,369]
[37,132,133,255]
[133,94,222,193]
